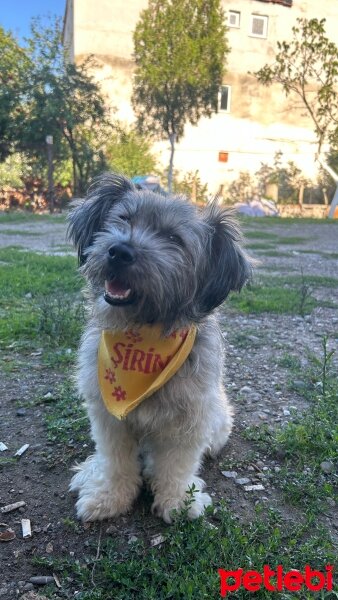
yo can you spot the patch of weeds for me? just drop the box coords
[35,505,336,600]
[44,380,89,449]
[246,338,337,513]
[298,268,313,317]
[0,457,17,468]
[277,352,302,372]
[227,277,317,315]
[219,451,257,471]
[228,329,264,348]
[37,295,85,349]
[227,270,337,316]
[0,248,82,348]
[61,517,82,533]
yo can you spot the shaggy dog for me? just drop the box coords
[68,173,251,523]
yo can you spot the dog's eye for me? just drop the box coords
[118,215,130,223]
[168,233,182,245]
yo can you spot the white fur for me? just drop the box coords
[67,176,245,523]
[70,313,233,523]
[70,311,232,523]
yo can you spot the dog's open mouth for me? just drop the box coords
[104,278,134,306]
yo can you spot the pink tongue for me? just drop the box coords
[106,280,129,295]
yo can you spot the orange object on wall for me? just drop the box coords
[218,152,229,163]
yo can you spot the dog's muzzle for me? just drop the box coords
[104,243,136,306]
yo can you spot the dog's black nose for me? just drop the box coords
[108,243,136,265]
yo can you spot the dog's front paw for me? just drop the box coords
[75,486,134,521]
[70,455,141,521]
[152,490,212,524]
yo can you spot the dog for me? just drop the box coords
[68,173,251,523]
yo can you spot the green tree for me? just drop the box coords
[106,127,158,177]
[132,0,229,192]
[18,17,113,196]
[254,18,338,215]
[255,18,338,153]
[0,28,29,161]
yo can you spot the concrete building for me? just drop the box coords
[63,0,338,193]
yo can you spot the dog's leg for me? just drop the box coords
[150,440,212,523]
[70,403,141,521]
[207,392,233,457]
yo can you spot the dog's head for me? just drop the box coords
[68,173,252,327]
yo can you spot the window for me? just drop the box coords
[218,86,231,112]
[250,14,268,38]
[228,10,240,28]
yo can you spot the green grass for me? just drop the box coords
[43,380,89,449]
[277,236,311,245]
[246,242,274,251]
[228,279,316,315]
[0,247,83,349]
[0,211,67,223]
[246,338,337,513]
[245,231,278,240]
[0,228,43,236]
[227,272,338,316]
[35,504,336,600]
[239,215,338,226]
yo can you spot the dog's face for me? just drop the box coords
[68,173,251,327]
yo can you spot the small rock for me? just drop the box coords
[239,386,252,394]
[235,477,251,485]
[221,471,237,479]
[128,535,138,544]
[320,461,334,474]
[150,534,165,547]
[22,583,35,592]
[327,498,335,507]
[43,392,53,400]
[29,576,55,586]
[45,542,53,553]
[106,524,118,534]
[274,466,281,473]
[25,292,32,299]
[244,484,265,492]
[16,408,26,417]
[282,409,291,416]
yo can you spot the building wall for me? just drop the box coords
[63,0,338,192]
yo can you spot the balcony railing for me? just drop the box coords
[256,0,292,6]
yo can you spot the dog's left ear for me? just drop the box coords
[197,204,252,315]
[67,173,134,265]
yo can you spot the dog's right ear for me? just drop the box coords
[67,173,134,265]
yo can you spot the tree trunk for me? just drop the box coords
[298,183,304,210]
[46,142,54,213]
[168,133,176,193]
[317,156,338,218]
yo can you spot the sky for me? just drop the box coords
[0,0,65,42]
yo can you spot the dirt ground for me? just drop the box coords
[0,217,337,598]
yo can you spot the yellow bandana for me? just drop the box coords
[98,325,196,419]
